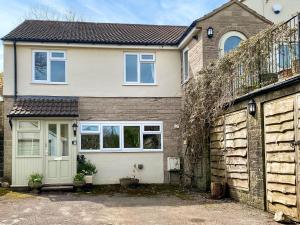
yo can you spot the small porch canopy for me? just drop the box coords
[7,96,79,118]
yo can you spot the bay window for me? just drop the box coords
[79,122,163,152]
[124,53,156,84]
[33,50,66,83]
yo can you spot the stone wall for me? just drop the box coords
[210,81,300,210]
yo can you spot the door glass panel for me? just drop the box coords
[48,124,57,156]
[61,124,69,156]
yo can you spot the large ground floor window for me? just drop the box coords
[79,122,163,152]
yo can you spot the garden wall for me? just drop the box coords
[209,77,300,221]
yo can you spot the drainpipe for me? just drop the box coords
[13,41,17,99]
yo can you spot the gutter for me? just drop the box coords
[13,41,17,99]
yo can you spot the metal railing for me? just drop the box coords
[231,14,300,97]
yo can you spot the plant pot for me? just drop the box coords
[119,178,139,188]
[28,180,42,190]
[73,180,85,188]
[211,182,226,199]
[84,175,93,184]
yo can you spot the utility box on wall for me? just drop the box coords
[167,157,180,171]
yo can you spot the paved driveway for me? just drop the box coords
[0,192,277,225]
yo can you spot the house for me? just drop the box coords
[241,0,300,24]
[1,0,271,187]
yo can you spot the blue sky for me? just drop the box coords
[0,0,227,72]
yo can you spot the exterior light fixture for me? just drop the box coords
[248,99,256,116]
[207,26,214,39]
[72,122,78,136]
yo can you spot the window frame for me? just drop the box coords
[16,120,42,158]
[80,124,101,151]
[124,53,156,85]
[101,124,122,150]
[32,50,67,84]
[219,31,247,57]
[79,121,163,153]
[182,47,189,83]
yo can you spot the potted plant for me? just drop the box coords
[82,161,97,184]
[73,173,85,188]
[28,173,43,192]
[77,155,97,184]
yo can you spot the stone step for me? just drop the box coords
[41,185,74,192]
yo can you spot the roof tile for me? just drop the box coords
[8,96,79,117]
[2,20,188,46]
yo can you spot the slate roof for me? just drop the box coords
[8,96,79,117]
[2,20,188,46]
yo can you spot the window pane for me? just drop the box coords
[81,125,99,132]
[184,50,189,80]
[143,134,161,149]
[50,60,65,82]
[279,45,291,68]
[48,124,57,156]
[125,55,138,82]
[124,126,140,148]
[51,52,64,58]
[141,54,154,60]
[224,36,241,53]
[140,63,154,83]
[18,121,39,130]
[103,126,120,148]
[81,134,100,150]
[17,133,40,156]
[144,125,160,132]
[61,124,69,156]
[34,52,47,81]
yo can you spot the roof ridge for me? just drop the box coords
[24,19,188,28]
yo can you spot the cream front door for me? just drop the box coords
[45,121,73,184]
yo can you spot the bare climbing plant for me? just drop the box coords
[180,21,298,184]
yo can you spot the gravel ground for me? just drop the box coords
[0,191,278,225]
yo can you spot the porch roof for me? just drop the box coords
[8,96,79,118]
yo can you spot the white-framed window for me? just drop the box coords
[80,124,100,151]
[124,53,156,85]
[32,50,67,84]
[219,31,247,56]
[79,122,163,152]
[182,48,189,83]
[16,120,41,157]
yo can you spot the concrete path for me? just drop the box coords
[0,192,277,225]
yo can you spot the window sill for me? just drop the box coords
[79,149,163,153]
[123,83,157,86]
[31,82,68,85]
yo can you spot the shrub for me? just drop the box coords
[28,173,43,184]
[74,173,85,182]
[77,155,98,175]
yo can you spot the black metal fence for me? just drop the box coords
[232,14,300,97]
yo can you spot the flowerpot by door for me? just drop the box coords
[84,175,93,184]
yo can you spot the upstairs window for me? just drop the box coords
[219,31,247,56]
[124,53,156,84]
[182,48,189,83]
[33,50,66,83]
